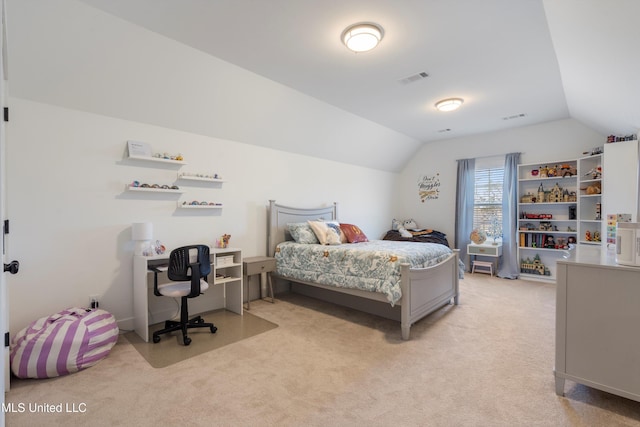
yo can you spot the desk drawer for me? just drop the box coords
[244,258,276,275]
[468,245,501,256]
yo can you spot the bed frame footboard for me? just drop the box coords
[399,249,460,340]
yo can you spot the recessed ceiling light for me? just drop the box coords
[341,23,384,53]
[435,98,464,112]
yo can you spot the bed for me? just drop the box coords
[267,200,461,340]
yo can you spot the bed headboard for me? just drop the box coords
[267,200,338,257]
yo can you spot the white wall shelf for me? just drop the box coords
[178,202,223,209]
[127,185,183,194]
[128,154,187,166]
[177,173,224,183]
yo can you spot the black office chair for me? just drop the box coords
[152,245,217,345]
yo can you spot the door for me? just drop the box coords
[1,1,8,425]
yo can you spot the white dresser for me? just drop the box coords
[555,246,640,402]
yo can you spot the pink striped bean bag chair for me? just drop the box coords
[10,307,119,379]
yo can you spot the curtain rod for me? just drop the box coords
[456,152,522,162]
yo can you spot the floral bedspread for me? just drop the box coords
[275,240,456,305]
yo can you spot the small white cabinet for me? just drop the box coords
[555,247,640,402]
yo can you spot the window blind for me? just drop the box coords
[473,167,504,236]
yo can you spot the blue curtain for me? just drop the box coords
[498,152,520,279]
[455,158,475,272]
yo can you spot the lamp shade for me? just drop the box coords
[132,222,153,241]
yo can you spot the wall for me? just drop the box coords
[4,0,407,333]
[7,0,421,173]
[6,98,396,333]
[397,118,605,244]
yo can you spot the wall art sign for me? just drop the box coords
[418,173,440,202]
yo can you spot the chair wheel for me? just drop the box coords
[184,336,192,346]
[152,335,161,343]
[210,326,217,334]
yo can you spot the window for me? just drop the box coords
[473,159,504,240]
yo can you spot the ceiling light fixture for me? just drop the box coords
[341,23,384,53]
[435,98,464,112]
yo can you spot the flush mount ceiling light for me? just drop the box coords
[435,98,464,112]
[341,23,384,53]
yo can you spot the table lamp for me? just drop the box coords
[132,222,153,255]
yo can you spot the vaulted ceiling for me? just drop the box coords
[77,0,639,144]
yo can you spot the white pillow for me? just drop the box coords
[308,220,342,245]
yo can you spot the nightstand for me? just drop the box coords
[467,243,502,276]
[242,256,276,310]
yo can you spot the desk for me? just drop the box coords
[243,256,276,310]
[133,247,243,342]
[467,242,502,275]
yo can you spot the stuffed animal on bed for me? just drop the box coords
[400,219,419,238]
[402,219,418,230]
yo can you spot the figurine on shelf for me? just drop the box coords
[153,240,166,255]
[218,234,231,248]
[560,164,576,177]
[537,183,545,203]
[540,166,549,178]
[585,230,592,241]
[544,235,556,249]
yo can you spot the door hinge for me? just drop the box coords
[3,219,8,234]
[4,332,8,347]
[3,107,8,122]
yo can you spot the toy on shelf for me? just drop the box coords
[216,234,231,248]
[520,254,551,276]
[560,164,577,177]
[153,152,184,161]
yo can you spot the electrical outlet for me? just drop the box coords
[89,295,99,309]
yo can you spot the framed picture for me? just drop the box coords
[127,140,152,158]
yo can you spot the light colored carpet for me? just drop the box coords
[5,274,640,426]
[124,310,278,368]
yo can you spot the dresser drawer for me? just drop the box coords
[467,244,502,256]
[243,257,277,275]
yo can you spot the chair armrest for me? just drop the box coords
[188,262,202,298]
[148,266,163,296]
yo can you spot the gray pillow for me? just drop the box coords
[287,222,319,244]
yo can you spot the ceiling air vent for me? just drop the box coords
[502,113,527,121]
[398,71,429,85]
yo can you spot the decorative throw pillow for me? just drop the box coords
[339,223,369,243]
[287,222,319,244]
[308,220,342,245]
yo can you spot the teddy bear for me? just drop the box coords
[583,182,601,195]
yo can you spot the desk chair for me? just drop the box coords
[151,245,217,345]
